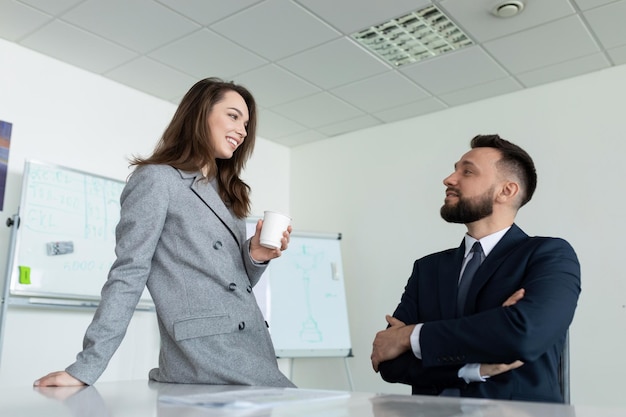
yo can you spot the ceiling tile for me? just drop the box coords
[61,0,200,53]
[20,20,137,73]
[0,0,51,41]
[331,72,429,113]
[210,0,340,61]
[316,115,381,137]
[608,46,626,65]
[3,0,624,147]
[584,1,626,49]
[17,0,83,15]
[440,0,576,42]
[156,0,263,25]
[235,65,320,107]
[257,109,307,139]
[400,46,509,95]
[373,97,447,123]
[271,129,328,147]
[294,0,430,34]
[438,77,522,106]
[517,53,610,87]
[483,15,601,73]
[106,57,196,101]
[148,29,266,79]
[277,38,389,89]
[271,92,364,128]
[573,0,618,10]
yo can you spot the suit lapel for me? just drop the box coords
[179,169,242,248]
[463,224,528,313]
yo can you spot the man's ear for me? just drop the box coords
[496,181,520,203]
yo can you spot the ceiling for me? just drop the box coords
[2,0,625,147]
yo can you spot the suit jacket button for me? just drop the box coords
[246,285,252,293]
[238,321,245,330]
[213,241,223,249]
[228,283,237,291]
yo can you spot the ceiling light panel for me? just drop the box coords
[351,5,473,67]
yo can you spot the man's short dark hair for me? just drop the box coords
[470,134,537,208]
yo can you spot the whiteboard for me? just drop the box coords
[247,221,352,358]
[8,160,152,307]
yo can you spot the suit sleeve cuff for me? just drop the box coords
[458,363,490,383]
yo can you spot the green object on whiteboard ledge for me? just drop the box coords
[18,266,31,285]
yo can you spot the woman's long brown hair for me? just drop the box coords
[130,77,257,218]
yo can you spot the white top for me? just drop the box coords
[6,380,624,417]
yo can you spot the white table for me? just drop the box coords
[1,380,624,417]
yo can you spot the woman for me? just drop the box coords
[34,78,294,387]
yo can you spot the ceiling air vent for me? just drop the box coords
[351,5,473,67]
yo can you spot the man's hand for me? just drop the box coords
[371,315,415,373]
[503,288,525,307]
[480,360,524,377]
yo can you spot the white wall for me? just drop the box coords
[289,64,626,407]
[0,40,291,386]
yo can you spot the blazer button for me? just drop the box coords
[228,283,237,291]
[246,285,252,293]
[238,321,245,330]
[213,241,223,250]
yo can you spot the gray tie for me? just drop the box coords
[457,241,483,316]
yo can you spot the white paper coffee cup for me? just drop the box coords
[260,211,291,249]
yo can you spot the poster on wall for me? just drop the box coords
[0,120,12,211]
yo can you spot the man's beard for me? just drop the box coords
[440,187,494,224]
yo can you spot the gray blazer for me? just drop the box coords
[66,164,293,387]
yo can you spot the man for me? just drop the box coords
[370,135,580,403]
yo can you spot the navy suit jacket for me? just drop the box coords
[379,224,581,403]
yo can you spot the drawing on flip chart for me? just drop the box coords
[292,243,325,343]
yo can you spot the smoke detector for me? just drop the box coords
[491,1,525,18]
